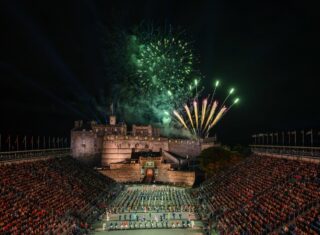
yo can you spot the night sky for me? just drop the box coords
[0,0,319,145]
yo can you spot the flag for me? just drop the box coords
[306,130,312,135]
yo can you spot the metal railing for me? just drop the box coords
[0,148,71,162]
[250,145,320,159]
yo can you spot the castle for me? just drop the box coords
[70,116,216,186]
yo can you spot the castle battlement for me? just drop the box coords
[71,116,217,167]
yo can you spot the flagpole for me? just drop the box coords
[16,136,19,151]
[311,130,313,156]
[265,134,268,145]
[8,135,11,151]
[291,131,296,146]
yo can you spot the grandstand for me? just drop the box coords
[0,156,119,234]
[0,145,319,234]
[194,154,320,234]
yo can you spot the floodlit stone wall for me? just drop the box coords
[168,140,202,158]
[155,166,195,187]
[99,160,195,186]
[71,121,217,167]
[99,164,141,182]
[101,137,169,166]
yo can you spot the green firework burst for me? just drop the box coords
[125,33,201,123]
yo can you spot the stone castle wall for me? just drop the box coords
[71,130,217,166]
[165,171,195,187]
[168,140,202,158]
[101,136,169,166]
[155,164,195,187]
[99,161,195,187]
[99,164,141,182]
[71,133,213,166]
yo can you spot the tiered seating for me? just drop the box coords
[0,157,117,234]
[278,207,320,235]
[195,155,320,234]
[292,207,320,234]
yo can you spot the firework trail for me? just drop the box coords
[207,106,227,132]
[173,81,239,138]
[200,98,208,129]
[203,100,218,132]
[184,104,195,134]
[173,110,189,130]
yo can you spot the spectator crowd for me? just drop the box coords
[0,157,117,234]
[195,155,320,234]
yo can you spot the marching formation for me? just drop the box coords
[100,185,200,231]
